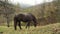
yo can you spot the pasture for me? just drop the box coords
[0,0,60,34]
[0,23,60,34]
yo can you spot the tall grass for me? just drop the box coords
[0,23,60,34]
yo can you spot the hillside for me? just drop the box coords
[0,0,60,26]
[19,0,60,26]
[21,0,60,21]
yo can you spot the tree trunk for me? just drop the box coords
[6,16,10,27]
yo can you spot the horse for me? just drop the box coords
[14,13,37,30]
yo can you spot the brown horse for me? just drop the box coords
[14,13,37,30]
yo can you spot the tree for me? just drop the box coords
[0,0,15,27]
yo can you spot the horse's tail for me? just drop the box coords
[14,16,17,30]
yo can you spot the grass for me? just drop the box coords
[0,23,60,34]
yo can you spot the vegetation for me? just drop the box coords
[0,0,60,25]
[0,23,60,34]
[0,0,60,34]
[20,0,60,25]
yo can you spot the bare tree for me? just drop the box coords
[0,0,15,27]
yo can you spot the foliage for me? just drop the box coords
[0,0,60,25]
[0,0,21,25]
[17,0,60,26]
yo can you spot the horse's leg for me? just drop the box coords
[26,21,30,29]
[14,21,17,30]
[18,21,22,29]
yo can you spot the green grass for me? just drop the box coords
[0,23,60,34]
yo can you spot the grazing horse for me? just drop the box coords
[14,13,37,30]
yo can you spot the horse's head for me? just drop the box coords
[33,18,38,27]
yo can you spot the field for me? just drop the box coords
[0,23,60,34]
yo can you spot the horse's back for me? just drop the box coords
[14,13,36,21]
